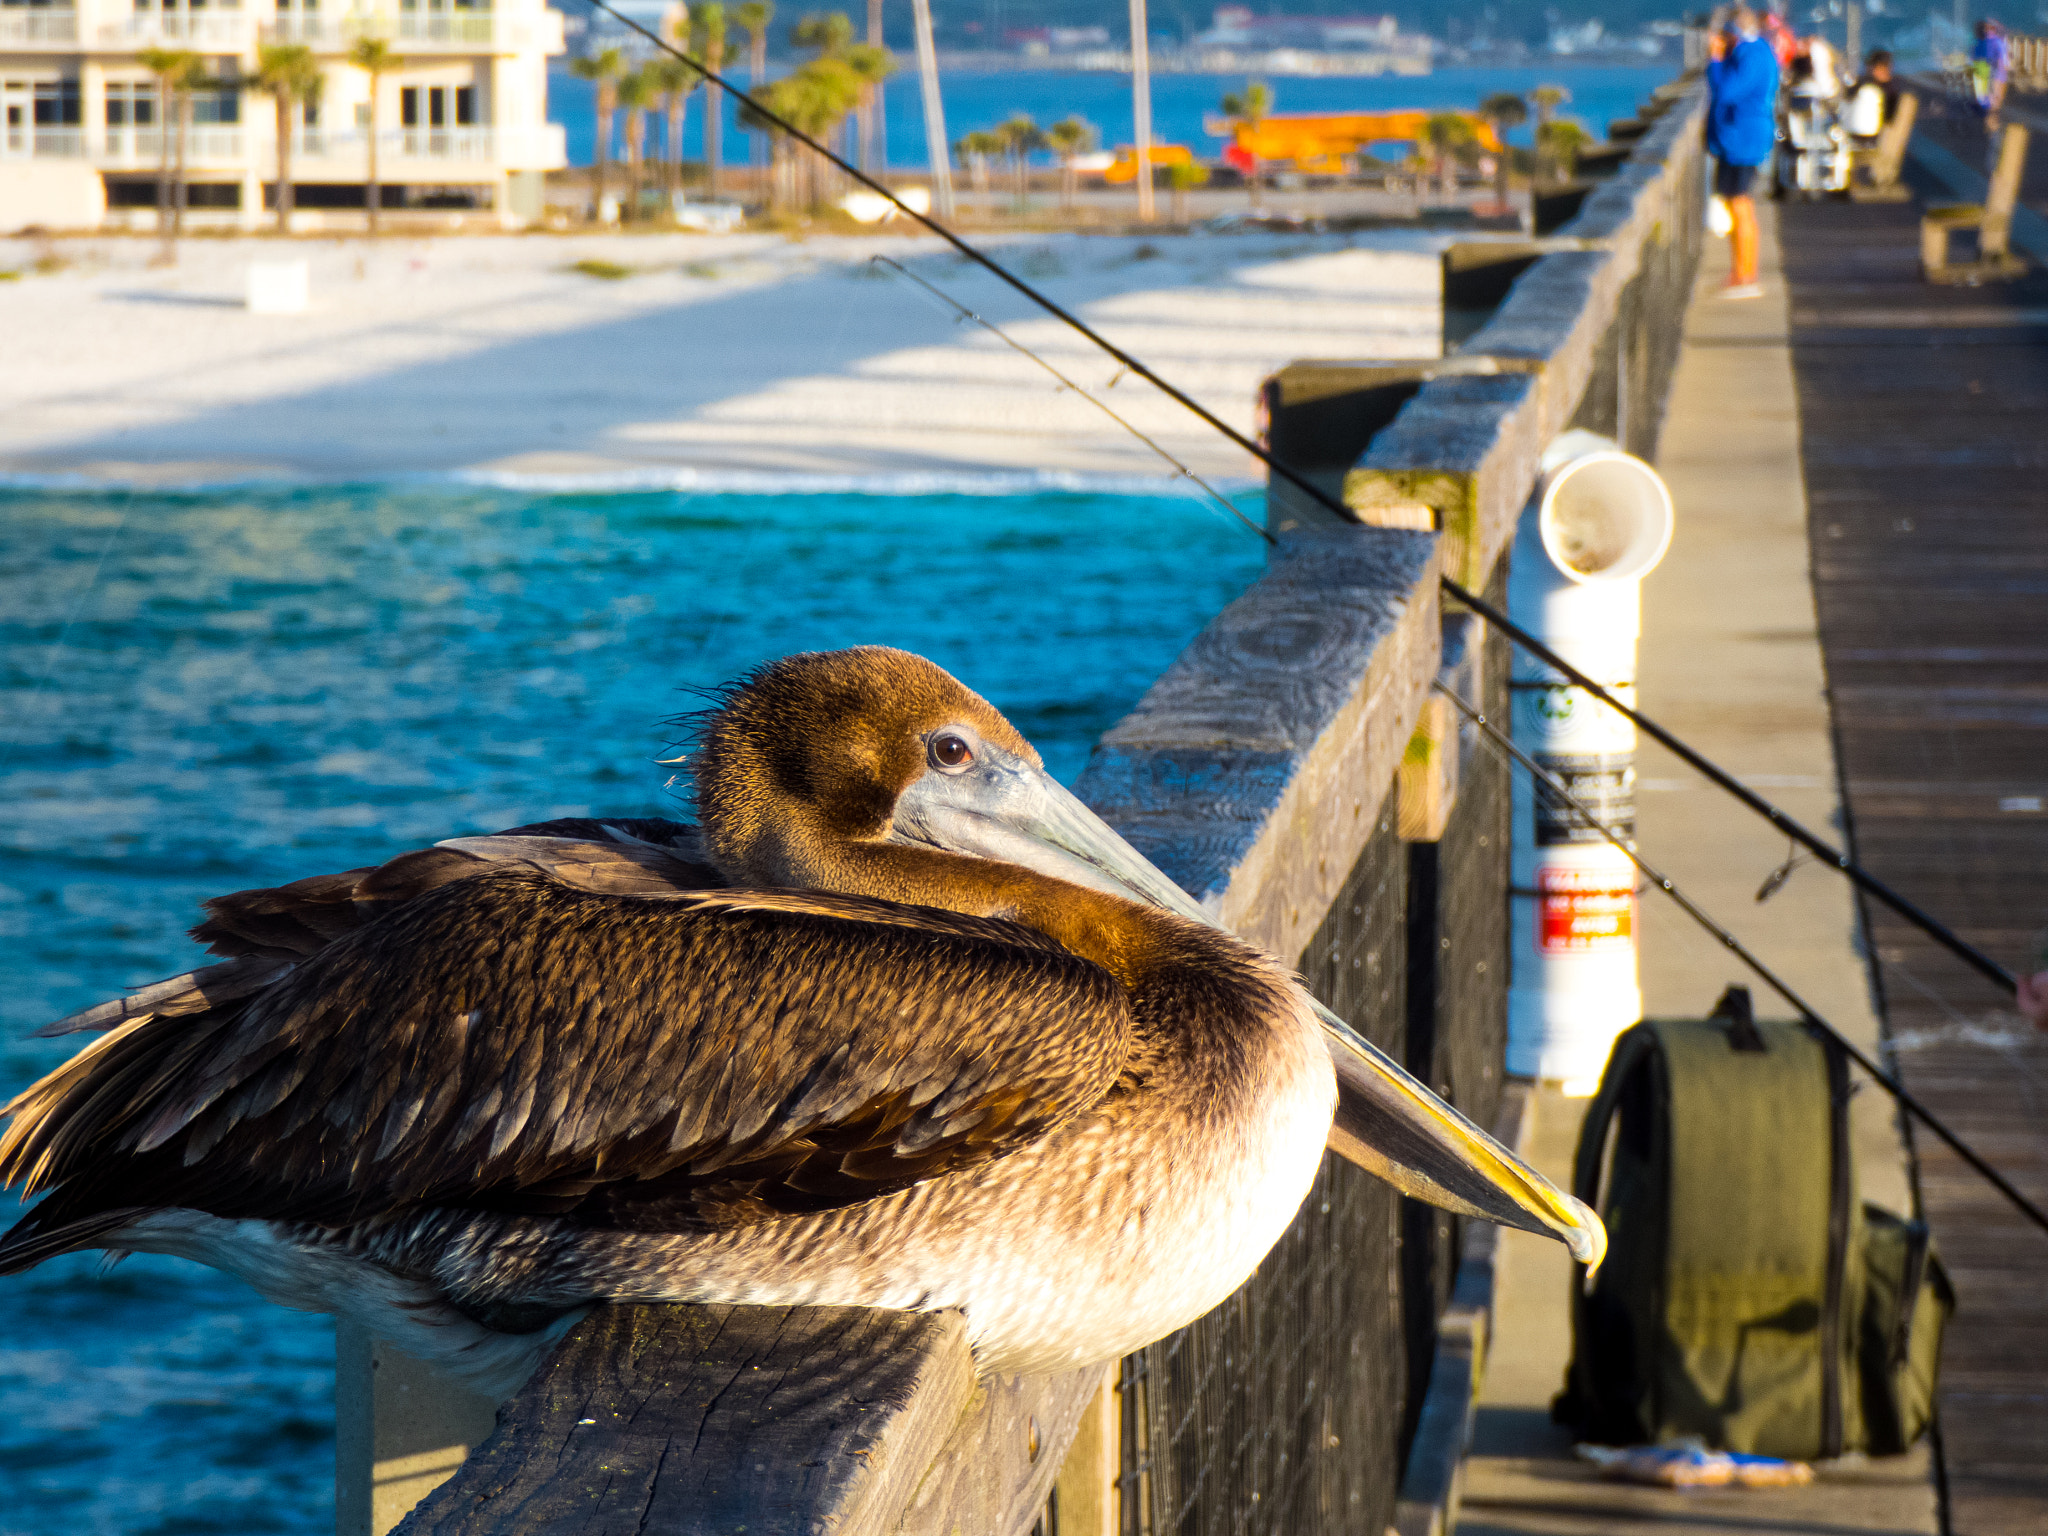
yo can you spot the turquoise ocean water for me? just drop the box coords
[0,481,1265,1533]
[551,62,1676,169]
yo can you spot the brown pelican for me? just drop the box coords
[0,647,1599,1395]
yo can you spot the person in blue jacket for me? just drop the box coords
[1706,5,1780,298]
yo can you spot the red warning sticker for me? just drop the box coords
[1537,866,1636,954]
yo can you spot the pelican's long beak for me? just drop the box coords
[892,757,1606,1269]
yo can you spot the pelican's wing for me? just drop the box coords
[36,819,724,1040]
[185,817,722,963]
[0,867,1132,1265]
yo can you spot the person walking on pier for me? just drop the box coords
[1971,19,2012,131]
[1707,5,1779,299]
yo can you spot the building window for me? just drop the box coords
[454,85,473,125]
[105,81,158,126]
[189,87,239,125]
[33,79,80,127]
[399,84,416,126]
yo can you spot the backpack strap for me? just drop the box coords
[1572,1022,1663,1212]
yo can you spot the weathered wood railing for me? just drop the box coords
[338,74,1709,1536]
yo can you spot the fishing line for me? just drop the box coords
[852,244,2045,1236]
[867,255,1275,545]
[1437,680,2048,1240]
[586,0,2016,1000]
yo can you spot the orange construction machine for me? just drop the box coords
[1102,143,1198,183]
[1207,109,1503,176]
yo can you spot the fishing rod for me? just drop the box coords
[1437,680,2048,1240]
[587,0,2017,1001]
[864,256,2048,1244]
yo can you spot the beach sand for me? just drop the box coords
[1,228,1443,487]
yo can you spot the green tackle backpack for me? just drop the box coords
[1554,988,1954,1459]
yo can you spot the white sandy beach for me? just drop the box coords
[1,228,1444,486]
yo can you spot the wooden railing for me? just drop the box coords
[340,72,1710,1536]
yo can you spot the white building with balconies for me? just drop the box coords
[1,0,566,229]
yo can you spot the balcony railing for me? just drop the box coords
[0,122,561,168]
[1,126,87,157]
[259,12,342,42]
[395,125,493,158]
[99,127,245,163]
[0,9,78,43]
[396,11,495,44]
[100,11,252,45]
[258,8,505,48]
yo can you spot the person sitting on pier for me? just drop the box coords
[1846,49,1901,139]
[1707,4,1780,299]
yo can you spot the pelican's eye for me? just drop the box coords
[929,732,975,772]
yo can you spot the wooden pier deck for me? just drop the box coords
[1779,188,2048,1535]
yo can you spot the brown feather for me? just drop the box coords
[0,867,1133,1258]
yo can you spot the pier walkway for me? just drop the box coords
[1453,201,1937,1536]
[1780,175,2048,1536]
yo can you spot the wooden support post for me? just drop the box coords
[1441,243,1546,353]
[336,1323,500,1536]
[1050,1377,1119,1536]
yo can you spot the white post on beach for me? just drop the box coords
[1128,0,1155,221]
[911,0,953,218]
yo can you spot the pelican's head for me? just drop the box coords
[694,646,1042,889]
[695,646,1224,914]
[690,646,1604,1268]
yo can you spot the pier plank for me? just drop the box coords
[1781,194,2048,1536]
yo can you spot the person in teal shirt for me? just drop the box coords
[1706,5,1780,298]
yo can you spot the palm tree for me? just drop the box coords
[571,46,625,218]
[791,9,854,54]
[737,52,862,210]
[747,12,863,208]
[255,42,324,234]
[731,0,774,175]
[956,128,1001,209]
[1531,84,1570,181]
[1044,114,1096,212]
[842,41,894,179]
[1537,118,1590,181]
[616,64,658,219]
[1422,111,1476,200]
[994,113,1042,213]
[1219,78,1272,209]
[348,37,395,232]
[137,46,201,260]
[1478,90,1527,210]
[1166,157,1208,223]
[692,3,728,198]
[647,55,698,202]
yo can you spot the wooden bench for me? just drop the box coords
[1921,122,2031,282]
[1849,89,1917,202]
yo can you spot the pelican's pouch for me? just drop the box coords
[1553,987,1952,1458]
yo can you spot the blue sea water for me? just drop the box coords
[549,61,1675,169]
[0,481,1265,1534]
